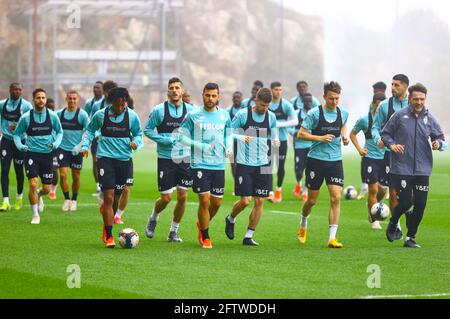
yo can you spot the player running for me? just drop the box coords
[267,81,298,203]
[0,83,33,211]
[13,89,63,224]
[297,82,349,248]
[241,81,264,108]
[350,92,387,230]
[80,87,143,248]
[225,87,279,246]
[56,91,89,212]
[144,77,196,242]
[226,91,244,179]
[290,81,320,110]
[179,82,232,249]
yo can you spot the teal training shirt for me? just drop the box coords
[290,95,320,110]
[353,113,385,160]
[0,98,33,140]
[13,108,63,154]
[301,106,349,161]
[56,108,89,152]
[269,98,296,142]
[144,101,196,160]
[179,107,232,170]
[291,108,312,149]
[81,107,143,161]
[372,96,408,145]
[232,108,278,166]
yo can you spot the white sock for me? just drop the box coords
[276,186,282,192]
[170,221,179,233]
[300,215,308,228]
[3,197,9,204]
[96,183,100,192]
[406,236,412,241]
[115,209,124,218]
[329,225,338,241]
[245,228,255,238]
[227,215,235,223]
[50,185,57,193]
[16,194,23,199]
[361,183,368,192]
[150,208,159,221]
[32,204,39,217]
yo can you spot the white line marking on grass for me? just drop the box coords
[361,292,450,299]
[271,210,298,216]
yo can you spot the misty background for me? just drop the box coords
[0,0,449,136]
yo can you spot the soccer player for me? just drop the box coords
[226,87,279,246]
[144,77,196,242]
[241,80,264,108]
[182,90,191,104]
[357,81,388,200]
[290,81,320,110]
[382,83,447,248]
[0,83,33,211]
[56,91,89,212]
[13,88,63,224]
[80,87,143,248]
[267,81,298,203]
[372,74,409,237]
[297,81,349,248]
[85,81,104,117]
[89,80,118,197]
[290,93,313,202]
[45,98,60,200]
[350,92,387,230]
[179,82,232,249]
[226,91,244,179]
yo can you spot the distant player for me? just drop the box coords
[297,82,349,248]
[0,83,33,211]
[80,87,143,248]
[226,91,244,179]
[179,83,232,249]
[290,80,320,110]
[45,98,60,200]
[382,83,446,248]
[290,93,313,202]
[144,77,196,242]
[350,92,387,230]
[13,88,63,224]
[56,91,89,212]
[267,81,298,203]
[226,87,279,246]
[241,80,264,108]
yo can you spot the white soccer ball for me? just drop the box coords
[118,228,139,249]
[370,202,391,221]
[343,186,357,200]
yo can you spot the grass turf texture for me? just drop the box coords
[0,148,449,299]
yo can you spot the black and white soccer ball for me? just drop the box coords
[370,202,391,221]
[343,186,357,200]
[118,228,139,249]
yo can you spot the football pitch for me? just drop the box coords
[1,148,449,299]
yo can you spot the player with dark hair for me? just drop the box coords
[382,83,447,248]
[225,87,279,246]
[350,92,387,230]
[85,81,104,117]
[297,81,349,248]
[56,91,89,212]
[226,91,244,179]
[372,81,387,94]
[267,81,298,203]
[80,87,143,248]
[241,81,264,108]
[179,82,232,249]
[13,89,63,224]
[0,83,33,211]
[290,80,320,110]
[144,77,196,242]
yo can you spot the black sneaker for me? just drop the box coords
[394,227,403,241]
[386,222,397,242]
[243,237,259,246]
[225,216,235,240]
[404,238,421,248]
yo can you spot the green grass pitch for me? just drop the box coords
[0,148,449,299]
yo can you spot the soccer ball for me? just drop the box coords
[343,186,357,200]
[118,228,139,249]
[370,202,391,221]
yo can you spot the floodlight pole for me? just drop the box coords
[159,0,166,101]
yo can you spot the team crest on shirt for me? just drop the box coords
[295,156,299,163]
[59,153,64,160]
[367,166,372,174]
[197,171,203,179]
[159,171,164,179]
[424,116,428,125]
[239,176,243,184]
[28,159,33,165]
[310,171,315,179]
[1,150,6,157]
[401,180,407,189]
[99,168,104,177]
[386,166,390,174]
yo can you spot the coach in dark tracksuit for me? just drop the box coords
[382,83,447,248]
